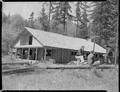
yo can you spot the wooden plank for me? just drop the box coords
[2,64,116,75]
[33,63,116,69]
[46,64,115,69]
[2,67,35,74]
[2,59,30,65]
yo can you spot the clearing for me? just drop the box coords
[2,55,118,91]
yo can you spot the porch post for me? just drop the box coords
[21,48,23,59]
[44,48,47,61]
[35,48,38,60]
[15,48,17,59]
[28,48,30,60]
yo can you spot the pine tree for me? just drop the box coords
[28,12,35,28]
[2,14,25,54]
[38,5,49,31]
[91,0,118,64]
[75,2,90,39]
[91,0,118,46]
[51,2,73,35]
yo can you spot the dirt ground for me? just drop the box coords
[2,68,118,91]
[2,55,119,91]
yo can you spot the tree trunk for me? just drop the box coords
[76,18,78,37]
[49,2,51,31]
[115,20,118,65]
[66,21,67,35]
[63,5,66,34]
[64,2,67,35]
[115,30,118,65]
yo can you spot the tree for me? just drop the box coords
[91,0,118,46]
[27,12,35,28]
[51,2,73,35]
[50,2,61,31]
[2,23,11,54]
[43,2,55,31]
[10,14,25,32]
[75,2,81,37]
[2,13,11,24]
[38,5,49,31]
[2,14,25,54]
[75,2,90,39]
[48,2,52,30]
[33,19,42,30]
[90,0,118,64]
[2,13,8,23]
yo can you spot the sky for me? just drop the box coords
[2,2,44,19]
[2,2,95,20]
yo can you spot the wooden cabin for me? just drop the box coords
[14,27,106,64]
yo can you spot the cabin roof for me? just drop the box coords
[15,27,106,53]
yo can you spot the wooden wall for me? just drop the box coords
[36,47,76,64]
[51,48,62,63]
[51,48,76,64]
[20,31,31,45]
[61,49,70,63]
[37,48,44,60]
[19,31,41,46]
[70,50,77,61]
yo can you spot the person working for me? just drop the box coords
[87,51,94,67]
[79,46,85,63]
[104,46,113,64]
[76,46,85,65]
[88,51,101,71]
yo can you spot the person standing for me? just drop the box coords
[80,46,84,55]
[88,51,101,72]
[76,46,85,65]
[79,46,85,62]
[105,46,112,64]
[80,46,85,63]
[87,51,94,67]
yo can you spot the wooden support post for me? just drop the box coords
[15,48,17,59]
[21,48,23,59]
[28,48,30,60]
[35,48,38,60]
[44,48,47,61]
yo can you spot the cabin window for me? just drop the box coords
[71,51,77,56]
[29,36,32,45]
[46,49,52,56]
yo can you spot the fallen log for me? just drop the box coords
[2,67,34,75]
[2,63,116,75]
